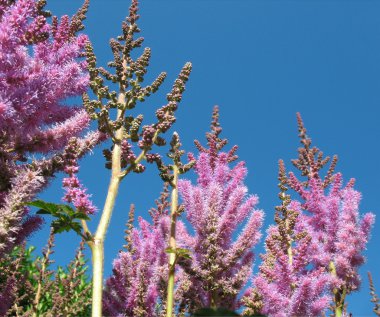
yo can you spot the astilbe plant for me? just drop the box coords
[0,231,91,316]
[62,137,97,216]
[78,0,192,315]
[103,203,170,317]
[103,133,194,317]
[0,0,102,259]
[244,160,333,317]
[177,107,264,313]
[286,114,375,316]
[244,114,375,317]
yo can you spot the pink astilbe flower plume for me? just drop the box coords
[62,138,96,215]
[285,113,375,314]
[103,189,185,317]
[245,114,375,317]
[243,160,333,317]
[103,185,193,316]
[177,106,264,312]
[103,213,169,317]
[0,0,103,257]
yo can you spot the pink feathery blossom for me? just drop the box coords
[62,138,96,215]
[252,113,376,316]
[103,187,192,316]
[178,150,263,311]
[0,0,101,257]
[103,216,170,317]
[243,159,334,317]
[287,114,375,302]
[291,174,375,293]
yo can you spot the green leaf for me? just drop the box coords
[176,247,191,259]
[36,209,52,215]
[165,247,176,254]
[27,200,60,214]
[73,212,91,220]
[29,200,90,237]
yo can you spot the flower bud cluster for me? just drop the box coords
[62,138,96,215]
[83,0,192,175]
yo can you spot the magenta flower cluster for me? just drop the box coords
[0,0,90,154]
[103,216,169,316]
[289,171,375,295]
[177,151,263,310]
[0,0,98,257]
[249,120,375,316]
[62,139,96,215]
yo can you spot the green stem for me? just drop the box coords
[166,165,179,317]
[286,218,293,266]
[90,89,124,316]
[329,261,346,317]
[210,291,218,310]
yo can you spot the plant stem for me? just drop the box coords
[286,218,293,266]
[166,165,179,317]
[90,90,124,317]
[329,261,346,317]
[210,292,218,310]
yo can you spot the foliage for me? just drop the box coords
[27,200,91,238]
[0,232,91,316]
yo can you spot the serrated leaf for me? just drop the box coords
[73,212,91,220]
[27,200,60,214]
[59,204,76,215]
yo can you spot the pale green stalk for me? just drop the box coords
[91,89,124,317]
[329,261,346,317]
[166,165,179,317]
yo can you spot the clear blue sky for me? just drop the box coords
[29,0,380,315]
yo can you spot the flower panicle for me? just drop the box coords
[176,108,263,312]
[83,0,192,176]
[0,0,99,255]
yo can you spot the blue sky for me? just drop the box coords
[29,0,380,315]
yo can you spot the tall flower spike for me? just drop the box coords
[0,0,100,258]
[103,198,171,317]
[123,204,135,251]
[194,105,238,169]
[146,132,195,317]
[82,1,192,315]
[177,109,263,313]
[103,183,193,317]
[247,160,332,317]
[62,138,97,215]
[148,183,170,226]
[286,114,375,316]
[0,168,44,257]
[368,272,380,317]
